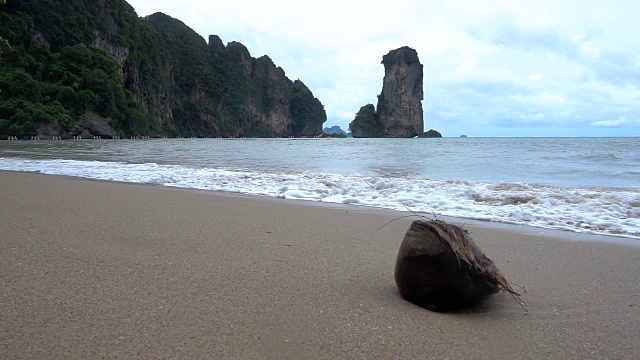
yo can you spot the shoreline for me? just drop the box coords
[2,170,638,247]
[2,170,639,358]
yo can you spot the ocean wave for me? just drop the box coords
[1,158,639,239]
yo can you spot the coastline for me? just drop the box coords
[2,138,638,239]
[1,170,639,358]
[2,169,637,246]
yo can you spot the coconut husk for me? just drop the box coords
[394,219,522,312]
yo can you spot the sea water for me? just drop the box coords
[1,137,638,238]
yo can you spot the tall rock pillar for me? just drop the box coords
[376,47,423,137]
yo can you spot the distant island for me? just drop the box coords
[0,1,326,139]
[418,129,442,138]
[322,125,350,138]
[348,47,441,138]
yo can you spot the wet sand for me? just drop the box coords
[1,171,639,359]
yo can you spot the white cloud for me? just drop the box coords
[126,0,640,136]
[591,117,631,127]
[521,113,546,119]
[540,92,566,104]
[580,43,601,56]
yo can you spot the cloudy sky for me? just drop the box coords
[127,0,640,137]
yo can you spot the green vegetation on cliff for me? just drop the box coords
[0,8,149,136]
[349,104,384,138]
[290,80,327,135]
[382,46,420,69]
[0,0,326,138]
[0,0,165,137]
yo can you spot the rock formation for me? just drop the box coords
[68,114,117,139]
[349,47,424,138]
[0,1,326,139]
[350,104,383,138]
[378,47,424,137]
[323,125,348,135]
[417,129,442,138]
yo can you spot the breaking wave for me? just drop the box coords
[1,158,638,239]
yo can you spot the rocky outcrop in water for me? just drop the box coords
[417,129,442,138]
[378,47,424,137]
[323,125,348,135]
[349,47,425,138]
[350,104,383,138]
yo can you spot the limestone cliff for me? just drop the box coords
[378,47,423,137]
[349,46,424,138]
[126,12,325,138]
[0,1,326,139]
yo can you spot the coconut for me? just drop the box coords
[394,219,522,312]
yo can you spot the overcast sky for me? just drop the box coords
[127,0,640,137]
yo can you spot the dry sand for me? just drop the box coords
[1,170,639,359]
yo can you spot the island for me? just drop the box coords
[349,46,441,138]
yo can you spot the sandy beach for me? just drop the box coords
[1,170,639,359]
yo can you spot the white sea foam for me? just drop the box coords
[1,158,639,238]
